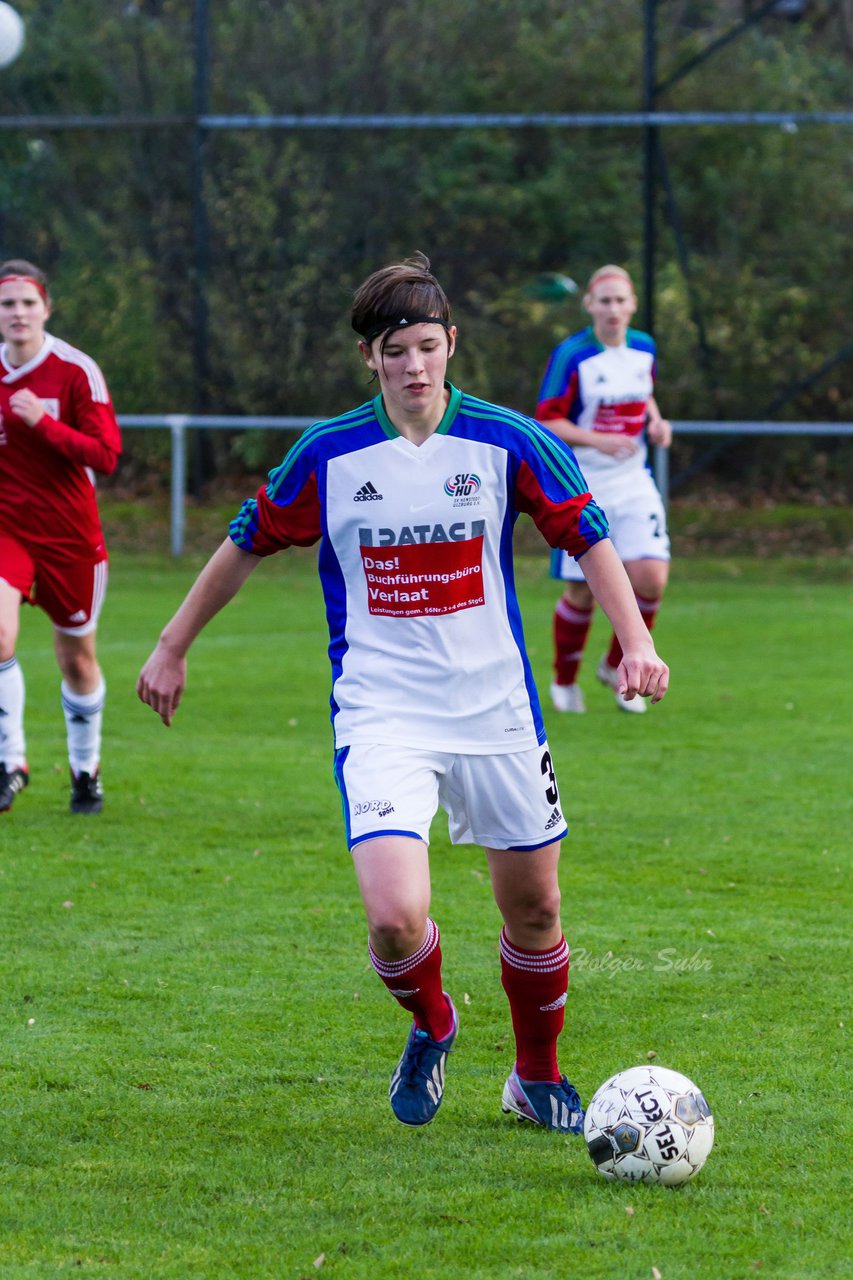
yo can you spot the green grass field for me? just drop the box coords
[2,544,850,1279]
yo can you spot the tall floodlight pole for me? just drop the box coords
[642,0,657,335]
[191,0,210,490]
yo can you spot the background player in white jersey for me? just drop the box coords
[537,264,672,714]
[137,253,669,1134]
[0,260,121,814]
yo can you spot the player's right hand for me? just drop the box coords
[9,388,46,427]
[593,433,638,460]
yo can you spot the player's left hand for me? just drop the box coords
[617,651,669,704]
[9,388,47,427]
[646,416,672,447]
[137,645,187,727]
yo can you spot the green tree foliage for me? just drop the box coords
[1,1,850,491]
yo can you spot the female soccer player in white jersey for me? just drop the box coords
[537,264,672,714]
[137,253,668,1133]
[0,259,122,814]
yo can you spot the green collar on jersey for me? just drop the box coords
[373,381,462,441]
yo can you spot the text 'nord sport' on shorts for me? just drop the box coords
[333,741,568,852]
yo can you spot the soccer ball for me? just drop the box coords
[0,3,25,69]
[584,1064,714,1187]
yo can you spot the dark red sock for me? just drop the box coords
[500,928,569,1082]
[369,918,453,1041]
[553,597,593,685]
[606,592,661,669]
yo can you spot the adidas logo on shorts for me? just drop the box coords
[544,806,563,831]
[354,481,383,502]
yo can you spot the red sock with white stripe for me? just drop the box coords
[369,918,453,1041]
[605,593,660,669]
[500,928,569,1082]
[553,598,593,685]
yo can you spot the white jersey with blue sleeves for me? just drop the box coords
[230,384,608,753]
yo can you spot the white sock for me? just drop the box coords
[0,656,27,770]
[61,677,105,776]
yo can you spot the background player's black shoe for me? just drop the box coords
[70,769,103,815]
[0,764,29,813]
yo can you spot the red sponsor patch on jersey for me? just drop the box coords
[361,536,485,617]
[592,400,647,435]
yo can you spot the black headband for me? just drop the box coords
[359,314,451,345]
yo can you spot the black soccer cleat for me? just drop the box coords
[70,769,103,815]
[0,764,29,813]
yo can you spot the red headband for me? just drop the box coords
[0,275,49,301]
[587,272,632,292]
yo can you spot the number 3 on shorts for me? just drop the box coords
[540,750,559,806]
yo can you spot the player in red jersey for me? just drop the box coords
[537,265,672,715]
[0,259,122,813]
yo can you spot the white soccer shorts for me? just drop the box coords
[553,471,670,581]
[333,741,568,852]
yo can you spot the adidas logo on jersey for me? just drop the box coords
[354,481,383,502]
[544,806,563,830]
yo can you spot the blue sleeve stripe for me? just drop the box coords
[265,403,377,500]
[229,496,260,547]
[626,328,656,354]
[539,330,597,399]
[579,502,610,540]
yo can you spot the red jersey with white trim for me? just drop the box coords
[537,326,657,501]
[229,384,610,753]
[0,334,121,561]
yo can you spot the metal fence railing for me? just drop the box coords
[118,415,853,556]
